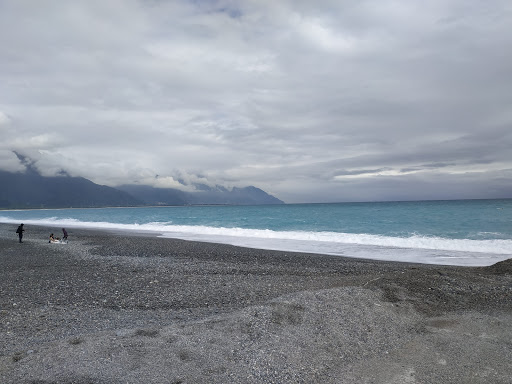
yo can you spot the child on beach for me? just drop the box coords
[49,233,61,243]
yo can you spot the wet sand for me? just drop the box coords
[1,223,511,383]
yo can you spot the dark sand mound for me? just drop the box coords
[483,258,512,275]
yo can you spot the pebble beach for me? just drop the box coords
[1,223,511,383]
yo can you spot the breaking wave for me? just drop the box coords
[1,216,511,258]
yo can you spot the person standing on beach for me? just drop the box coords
[16,223,24,243]
[62,228,68,242]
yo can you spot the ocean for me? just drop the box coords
[1,199,511,266]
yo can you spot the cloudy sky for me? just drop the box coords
[1,0,511,203]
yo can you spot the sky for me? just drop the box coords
[1,0,511,203]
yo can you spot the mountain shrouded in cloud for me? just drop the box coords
[0,170,142,209]
[0,167,283,209]
[1,1,511,202]
[116,183,283,206]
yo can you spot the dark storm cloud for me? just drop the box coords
[0,0,511,202]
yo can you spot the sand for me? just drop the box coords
[0,223,511,383]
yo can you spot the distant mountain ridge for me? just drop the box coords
[117,184,284,206]
[0,170,142,209]
[0,170,284,209]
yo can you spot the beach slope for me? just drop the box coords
[1,224,511,383]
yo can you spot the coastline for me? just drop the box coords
[1,223,511,383]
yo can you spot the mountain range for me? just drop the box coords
[0,170,284,209]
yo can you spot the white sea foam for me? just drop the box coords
[154,225,511,266]
[1,217,510,266]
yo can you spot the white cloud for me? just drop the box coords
[0,0,511,202]
[0,111,10,126]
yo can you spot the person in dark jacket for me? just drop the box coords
[16,224,24,243]
[62,228,68,242]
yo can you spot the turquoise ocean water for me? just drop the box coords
[1,199,511,266]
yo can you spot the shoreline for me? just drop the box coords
[2,219,509,267]
[1,223,511,383]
